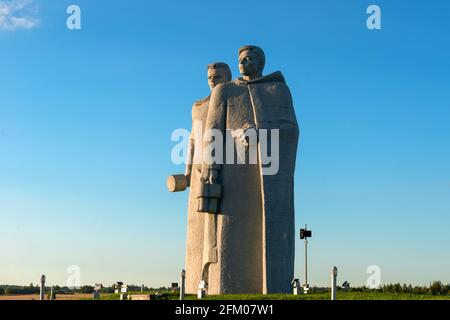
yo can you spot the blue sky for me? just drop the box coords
[0,0,449,288]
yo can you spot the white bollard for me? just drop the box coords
[120,293,128,300]
[180,270,186,300]
[331,266,338,300]
[40,275,46,301]
[198,281,207,299]
[292,279,301,295]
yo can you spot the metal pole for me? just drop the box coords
[304,224,308,287]
[180,270,186,300]
[304,239,308,286]
[331,267,338,300]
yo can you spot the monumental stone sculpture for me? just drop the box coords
[199,46,299,294]
[169,46,299,295]
[167,63,232,294]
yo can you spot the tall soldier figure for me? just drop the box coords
[184,63,232,294]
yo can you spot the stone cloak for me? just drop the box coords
[184,96,210,294]
[201,71,299,294]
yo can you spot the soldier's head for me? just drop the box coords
[238,45,265,80]
[207,62,232,90]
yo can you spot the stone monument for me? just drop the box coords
[169,46,299,295]
[168,62,232,294]
[199,45,299,294]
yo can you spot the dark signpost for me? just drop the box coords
[300,225,312,293]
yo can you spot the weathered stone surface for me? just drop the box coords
[183,63,232,294]
[169,47,299,295]
[199,46,299,294]
[167,174,188,192]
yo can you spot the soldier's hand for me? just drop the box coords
[201,168,210,183]
[209,169,219,184]
[233,125,256,148]
[200,168,219,184]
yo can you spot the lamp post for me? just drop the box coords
[300,225,312,293]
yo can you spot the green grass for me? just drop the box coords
[95,291,450,301]
[199,292,450,300]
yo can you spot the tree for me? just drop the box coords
[443,284,450,295]
[4,288,13,295]
[80,286,94,294]
[430,281,443,296]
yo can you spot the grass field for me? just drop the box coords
[0,293,101,300]
[200,292,450,300]
[96,291,450,301]
[1,291,449,301]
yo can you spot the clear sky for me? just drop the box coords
[1,0,449,288]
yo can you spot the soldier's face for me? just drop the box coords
[208,68,228,90]
[239,50,260,77]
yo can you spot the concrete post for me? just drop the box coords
[180,270,186,300]
[40,275,46,301]
[331,266,338,300]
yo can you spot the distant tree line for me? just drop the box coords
[379,281,450,296]
[311,281,450,296]
[0,284,85,295]
[0,283,176,296]
[5,282,447,296]
[0,284,40,295]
